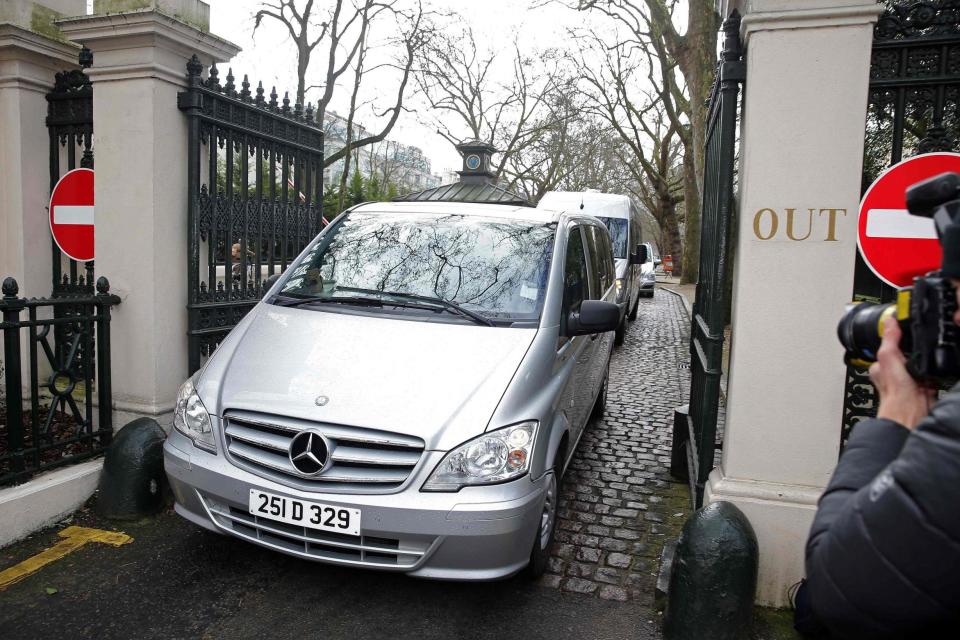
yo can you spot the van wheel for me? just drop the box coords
[526,470,558,579]
[614,316,626,346]
[628,295,639,321]
[591,362,609,421]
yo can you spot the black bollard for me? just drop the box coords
[664,500,759,640]
[95,418,168,520]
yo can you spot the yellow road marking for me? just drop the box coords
[0,526,132,591]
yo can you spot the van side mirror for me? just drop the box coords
[629,244,649,265]
[567,300,621,336]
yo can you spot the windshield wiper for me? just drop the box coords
[273,294,384,308]
[380,290,496,327]
[278,288,497,327]
[336,287,495,327]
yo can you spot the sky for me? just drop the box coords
[205,0,598,175]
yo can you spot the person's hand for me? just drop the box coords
[870,315,935,430]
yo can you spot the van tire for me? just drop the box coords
[614,316,626,346]
[591,362,609,421]
[628,295,639,321]
[526,470,559,579]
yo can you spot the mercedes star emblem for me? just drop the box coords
[315,395,329,406]
[288,430,329,476]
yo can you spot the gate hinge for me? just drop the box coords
[177,90,202,111]
[720,61,746,83]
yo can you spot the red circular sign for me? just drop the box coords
[858,153,960,288]
[49,168,95,262]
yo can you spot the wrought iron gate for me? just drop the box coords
[178,57,325,373]
[842,0,960,442]
[671,11,745,508]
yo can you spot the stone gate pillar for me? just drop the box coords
[706,0,882,606]
[57,1,239,427]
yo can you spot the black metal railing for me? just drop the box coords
[671,11,745,508]
[842,0,960,444]
[1,276,120,487]
[178,56,325,373]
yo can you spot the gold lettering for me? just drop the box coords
[819,208,847,242]
[786,208,815,241]
[753,208,778,240]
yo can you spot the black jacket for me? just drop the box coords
[805,391,960,639]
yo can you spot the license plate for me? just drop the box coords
[249,489,361,536]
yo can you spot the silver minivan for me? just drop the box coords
[537,192,648,345]
[163,201,643,579]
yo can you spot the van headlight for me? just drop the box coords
[422,421,538,492]
[174,379,216,452]
[615,278,625,299]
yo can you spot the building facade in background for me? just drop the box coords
[322,111,442,196]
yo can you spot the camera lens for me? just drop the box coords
[837,303,895,364]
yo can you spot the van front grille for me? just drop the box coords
[222,410,424,493]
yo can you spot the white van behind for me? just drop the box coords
[537,191,648,345]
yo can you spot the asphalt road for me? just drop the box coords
[0,506,662,640]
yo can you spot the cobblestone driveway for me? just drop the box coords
[541,289,693,602]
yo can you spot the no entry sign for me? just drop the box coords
[49,168,94,262]
[858,153,960,288]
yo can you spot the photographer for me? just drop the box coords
[805,225,960,637]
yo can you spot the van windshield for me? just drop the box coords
[277,211,556,323]
[597,217,628,258]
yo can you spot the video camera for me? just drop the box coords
[838,172,960,382]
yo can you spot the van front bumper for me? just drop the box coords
[163,431,546,580]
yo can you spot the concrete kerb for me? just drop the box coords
[0,458,103,548]
[660,285,693,319]
[658,285,729,401]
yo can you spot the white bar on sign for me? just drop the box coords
[53,205,94,226]
[865,208,936,239]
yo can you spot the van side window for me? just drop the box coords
[586,225,613,297]
[582,226,601,299]
[563,226,588,317]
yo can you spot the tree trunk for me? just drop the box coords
[296,49,309,107]
[671,4,719,284]
[657,191,681,273]
[680,143,700,283]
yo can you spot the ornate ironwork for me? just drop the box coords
[1,276,120,487]
[670,11,745,508]
[179,57,325,373]
[46,46,94,294]
[875,0,960,41]
[843,0,960,443]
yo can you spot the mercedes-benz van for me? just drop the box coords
[537,191,647,345]
[163,201,643,579]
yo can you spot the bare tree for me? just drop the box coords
[561,0,719,283]
[414,23,565,179]
[253,0,433,170]
[570,30,683,265]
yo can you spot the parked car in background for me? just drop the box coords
[537,191,647,345]
[164,201,629,580]
[639,242,660,297]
